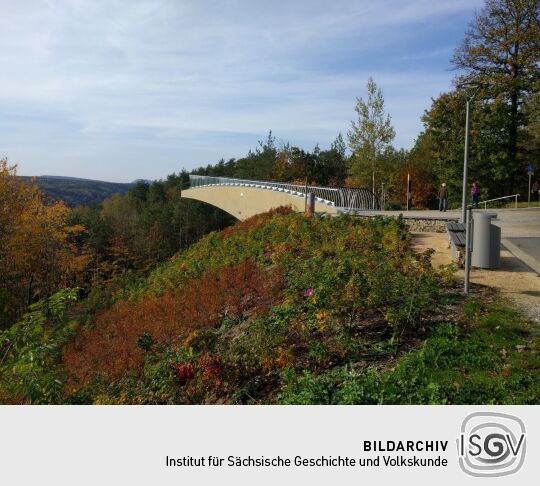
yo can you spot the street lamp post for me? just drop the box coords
[458,84,482,223]
[461,98,471,224]
[457,82,482,294]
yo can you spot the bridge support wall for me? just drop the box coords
[181,186,339,220]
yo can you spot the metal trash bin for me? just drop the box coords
[471,212,501,269]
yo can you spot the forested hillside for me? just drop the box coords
[18,175,135,207]
[1,159,233,329]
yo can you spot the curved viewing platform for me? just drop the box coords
[187,175,378,209]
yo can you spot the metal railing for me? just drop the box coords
[455,193,521,211]
[188,175,377,210]
[478,194,520,209]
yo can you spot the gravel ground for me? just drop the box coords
[411,232,540,325]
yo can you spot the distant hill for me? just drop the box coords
[18,175,136,207]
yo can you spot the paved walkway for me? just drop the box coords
[502,238,540,276]
[493,209,540,275]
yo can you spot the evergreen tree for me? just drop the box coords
[331,133,347,158]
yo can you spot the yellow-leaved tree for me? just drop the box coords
[0,158,90,327]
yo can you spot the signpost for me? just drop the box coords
[528,164,534,207]
[406,174,412,211]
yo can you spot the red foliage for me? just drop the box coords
[63,260,283,385]
[176,363,195,385]
[197,352,223,389]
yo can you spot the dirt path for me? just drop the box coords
[411,232,540,324]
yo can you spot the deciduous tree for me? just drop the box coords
[347,78,395,207]
[0,159,89,327]
[453,0,540,192]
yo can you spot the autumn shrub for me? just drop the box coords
[63,260,283,385]
[218,205,293,240]
[57,210,451,403]
[144,207,295,296]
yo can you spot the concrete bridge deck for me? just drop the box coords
[182,174,376,220]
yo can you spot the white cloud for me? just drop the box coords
[0,0,483,180]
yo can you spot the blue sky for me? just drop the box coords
[0,0,482,182]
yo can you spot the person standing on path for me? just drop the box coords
[471,182,480,208]
[532,180,539,202]
[439,183,448,212]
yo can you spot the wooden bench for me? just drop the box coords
[447,222,466,266]
[447,221,465,233]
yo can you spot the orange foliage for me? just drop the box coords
[63,260,283,384]
[395,165,436,209]
[0,158,90,325]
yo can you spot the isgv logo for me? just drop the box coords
[457,412,526,477]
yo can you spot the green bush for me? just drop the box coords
[0,289,80,404]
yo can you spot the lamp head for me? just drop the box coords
[456,80,483,99]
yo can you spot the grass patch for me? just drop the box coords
[280,298,540,404]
